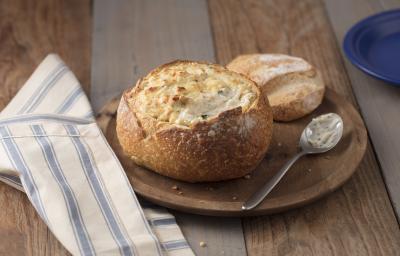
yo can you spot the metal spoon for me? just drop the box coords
[242,113,343,211]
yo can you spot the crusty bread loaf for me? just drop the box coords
[227,54,325,121]
[116,60,273,182]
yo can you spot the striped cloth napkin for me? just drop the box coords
[0,54,194,256]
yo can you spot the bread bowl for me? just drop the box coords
[227,54,325,121]
[116,60,273,182]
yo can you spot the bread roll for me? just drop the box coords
[227,54,325,121]
[116,61,273,182]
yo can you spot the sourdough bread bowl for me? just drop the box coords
[116,60,273,182]
[227,54,325,121]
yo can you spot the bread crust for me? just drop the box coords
[227,54,325,121]
[116,60,273,182]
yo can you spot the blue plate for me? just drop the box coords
[343,9,400,85]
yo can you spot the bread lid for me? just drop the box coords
[227,54,325,121]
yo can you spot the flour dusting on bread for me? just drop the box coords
[255,54,312,82]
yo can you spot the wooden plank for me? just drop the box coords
[91,0,215,111]
[207,0,400,255]
[91,1,247,255]
[0,0,91,255]
[173,212,247,256]
[323,0,400,220]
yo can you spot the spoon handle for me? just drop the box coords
[242,151,306,210]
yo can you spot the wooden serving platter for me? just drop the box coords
[97,88,367,216]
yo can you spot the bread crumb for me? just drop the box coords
[199,241,207,247]
[178,191,183,195]
[171,185,179,190]
[277,142,282,147]
[208,130,216,137]
[307,168,312,172]
[244,174,251,179]
[232,196,238,200]
[324,156,331,160]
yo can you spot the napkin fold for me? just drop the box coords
[0,54,193,256]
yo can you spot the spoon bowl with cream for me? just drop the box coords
[242,113,344,211]
[302,113,343,153]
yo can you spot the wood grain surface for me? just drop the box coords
[98,89,367,216]
[0,0,91,255]
[172,212,247,256]
[91,0,246,255]
[1,0,399,255]
[208,0,400,255]
[323,0,400,220]
[91,0,215,112]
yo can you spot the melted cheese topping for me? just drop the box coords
[131,62,257,126]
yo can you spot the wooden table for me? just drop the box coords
[1,0,400,255]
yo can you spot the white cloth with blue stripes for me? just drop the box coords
[0,54,194,256]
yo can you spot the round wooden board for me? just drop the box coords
[97,89,367,216]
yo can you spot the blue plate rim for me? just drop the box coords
[343,8,400,85]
